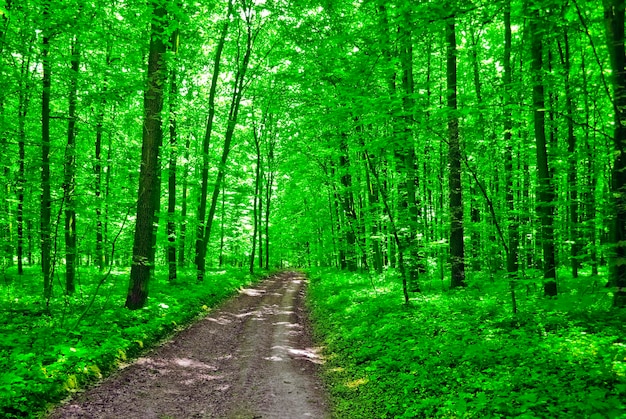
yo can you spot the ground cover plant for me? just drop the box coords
[307,267,626,419]
[0,266,260,418]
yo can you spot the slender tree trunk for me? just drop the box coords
[530,12,557,296]
[504,0,519,313]
[125,0,168,310]
[557,29,580,278]
[63,36,79,294]
[470,28,483,274]
[178,135,190,266]
[167,27,180,283]
[399,17,422,290]
[364,149,383,273]
[339,137,357,272]
[17,55,30,276]
[581,47,599,275]
[95,92,105,271]
[603,0,626,306]
[447,16,466,288]
[41,1,53,300]
[258,161,263,269]
[195,0,233,275]
[250,128,261,275]
[196,14,253,281]
[219,178,226,267]
[265,159,274,269]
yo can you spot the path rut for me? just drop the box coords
[48,272,329,419]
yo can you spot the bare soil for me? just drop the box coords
[48,272,329,419]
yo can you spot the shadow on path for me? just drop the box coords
[48,272,329,419]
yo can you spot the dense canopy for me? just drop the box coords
[2,0,626,416]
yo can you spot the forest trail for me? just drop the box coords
[48,272,329,419]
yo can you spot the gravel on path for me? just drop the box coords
[48,271,329,419]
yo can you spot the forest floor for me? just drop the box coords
[47,272,329,419]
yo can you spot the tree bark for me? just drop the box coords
[167,26,180,283]
[504,0,519,313]
[125,0,168,310]
[603,0,626,306]
[41,0,53,300]
[530,11,557,297]
[63,36,80,294]
[447,16,466,288]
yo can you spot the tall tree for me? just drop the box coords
[530,7,557,297]
[125,0,168,310]
[194,0,233,277]
[167,17,180,283]
[41,0,53,300]
[603,0,626,307]
[447,15,465,288]
[196,0,254,281]
[63,35,79,294]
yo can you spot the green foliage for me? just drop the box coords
[0,267,260,418]
[307,268,626,418]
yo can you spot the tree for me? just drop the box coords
[63,35,79,294]
[125,0,168,310]
[447,14,465,288]
[603,0,626,307]
[41,0,53,300]
[530,5,557,297]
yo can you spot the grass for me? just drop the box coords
[306,266,626,418]
[0,264,263,419]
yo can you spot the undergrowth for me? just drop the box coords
[0,266,261,418]
[307,267,626,419]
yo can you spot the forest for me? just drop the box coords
[1,0,626,417]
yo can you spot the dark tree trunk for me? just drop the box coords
[603,0,626,306]
[504,0,519,313]
[557,29,580,278]
[17,55,30,276]
[530,12,557,297]
[447,16,466,288]
[339,137,357,272]
[125,0,168,310]
[41,1,53,300]
[63,36,79,294]
[167,27,180,283]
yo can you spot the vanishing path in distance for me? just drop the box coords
[49,272,329,419]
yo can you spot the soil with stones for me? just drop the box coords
[48,272,329,419]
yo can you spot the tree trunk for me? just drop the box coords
[195,0,233,275]
[339,137,358,272]
[250,127,261,275]
[530,12,557,297]
[447,16,466,288]
[17,55,30,276]
[504,0,519,312]
[196,12,253,281]
[63,36,79,294]
[557,29,580,278]
[178,135,191,266]
[167,27,180,283]
[603,0,626,306]
[41,0,53,300]
[125,0,168,310]
[265,161,274,269]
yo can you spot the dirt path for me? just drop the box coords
[48,272,329,419]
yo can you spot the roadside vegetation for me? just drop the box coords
[0,267,260,418]
[307,268,626,419]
